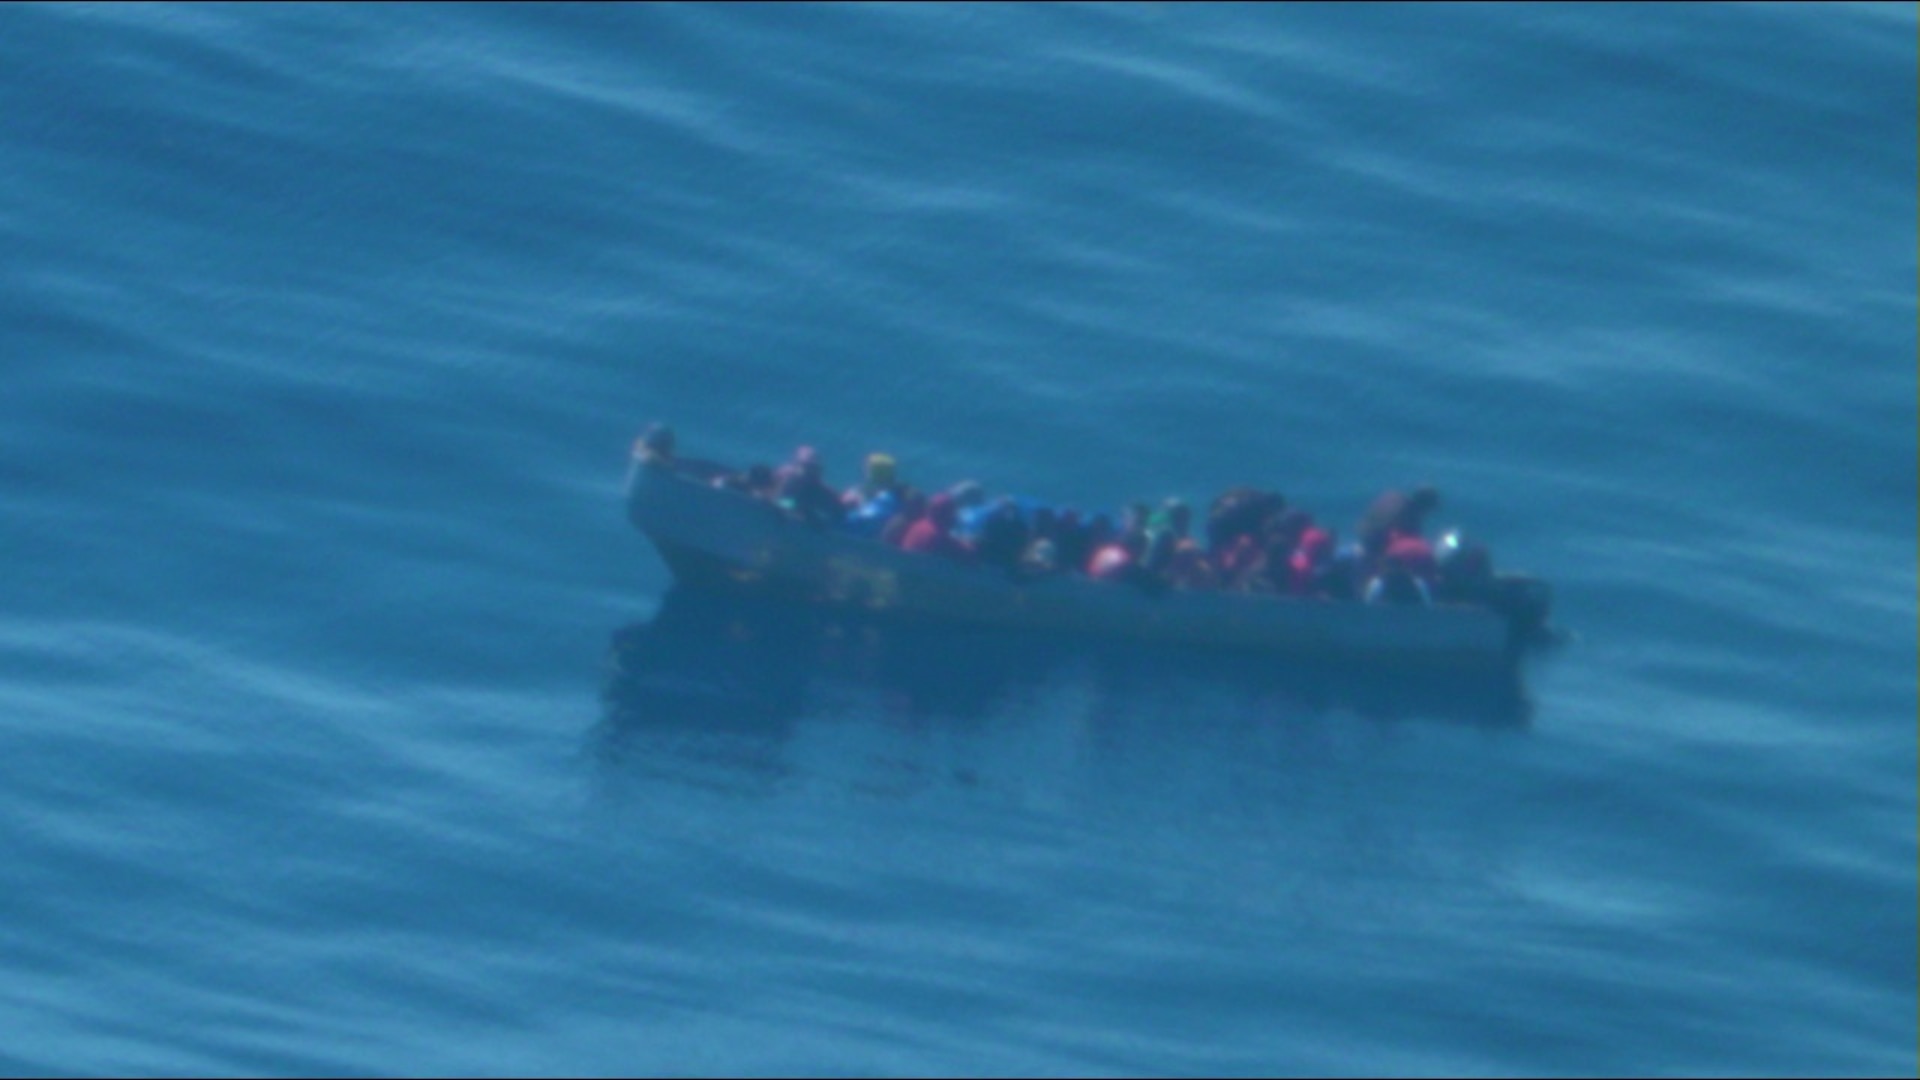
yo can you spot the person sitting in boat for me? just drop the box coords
[949,481,993,540]
[973,497,1030,575]
[1165,541,1220,590]
[1027,506,1059,552]
[1146,498,1192,544]
[881,488,926,548]
[1050,509,1090,574]
[1318,540,1366,601]
[1365,563,1432,606]
[1019,508,1063,577]
[842,486,901,539]
[714,462,778,499]
[1215,531,1262,588]
[774,446,845,527]
[899,492,974,562]
[1019,535,1060,577]
[1079,513,1118,573]
[1088,529,1165,591]
[1206,487,1286,558]
[1140,527,1175,579]
[633,422,676,465]
[842,452,903,511]
[1233,510,1313,593]
[1362,529,1443,605]
[1287,525,1337,596]
[1136,497,1217,585]
[1086,534,1137,583]
[772,444,813,487]
[1432,531,1496,605]
[1383,532,1441,583]
[1357,484,1440,560]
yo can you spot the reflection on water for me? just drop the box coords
[596,588,1534,773]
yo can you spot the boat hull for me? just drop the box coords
[626,459,1522,671]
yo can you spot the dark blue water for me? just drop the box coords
[3,4,1913,1075]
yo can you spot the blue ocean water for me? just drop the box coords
[2,2,1914,1075]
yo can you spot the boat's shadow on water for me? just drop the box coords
[597,589,1535,751]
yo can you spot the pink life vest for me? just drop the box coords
[1086,543,1134,580]
[1384,534,1439,580]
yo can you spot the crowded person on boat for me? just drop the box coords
[633,424,1510,612]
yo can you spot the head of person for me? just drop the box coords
[637,423,675,458]
[1143,528,1176,571]
[1265,509,1310,547]
[865,453,896,488]
[1087,512,1115,546]
[1164,498,1191,538]
[1030,507,1057,540]
[1253,493,1290,536]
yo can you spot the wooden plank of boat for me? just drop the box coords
[626,456,1521,671]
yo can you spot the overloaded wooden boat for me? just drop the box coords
[624,443,1554,672]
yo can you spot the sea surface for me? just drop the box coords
[1,3,1914,1076]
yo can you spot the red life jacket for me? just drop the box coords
[1288,527,1334,594]
[900,494,971,560]
[1384,534,1439,580]
[1218,534,1261,579]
